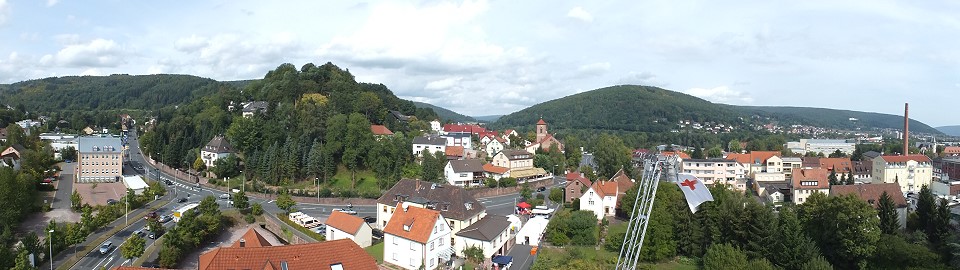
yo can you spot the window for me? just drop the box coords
[410,242,416,250]
[383,206,388,212]
[439,237,444,246]
[589,200,595,205]
[431,241,435,250]
[410,258,416,266]
[459,173,468,177]
[393,236,398,245]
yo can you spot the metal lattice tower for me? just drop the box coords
[615,155,678,270]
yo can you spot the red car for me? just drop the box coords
[144,212,158,220]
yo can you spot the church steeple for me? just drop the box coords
[536,118,547,142]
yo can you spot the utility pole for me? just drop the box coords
[48,229,54,270]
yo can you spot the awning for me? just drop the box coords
[510,168,547,178]
[492,256,513,265]
[516,202,531,209]
[438,247,456,261]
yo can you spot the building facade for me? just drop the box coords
[793,168,830,204]
[383,205,454,270]
[871,155,933,194]
[77,136,124,183]
[444,159,485,187]
[200,135,233,168]
[680,158,746,185]
[492,150,534,170]
[580,181,618,220]
[412,136,446,157]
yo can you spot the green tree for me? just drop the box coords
[211,155,239,178]
[276,193,295,213]
[121,235,146,259]
[827,170,838,186]
[839,173,847,185]
[343,113,373,187]
[916,185,936,236]
[549,187,564,203]
[707,146,724,158]
[61,146,77,161]
[772,206,820,270]
[877,191,899,234]
[232,190,249,210]
[225,116,261,153]
[828,149,846,158]
[463,245,484,266]
[728,139,742,153]
[799,193,880,269]
[71,189,82,210]
[746,258,776,270]
[691,147,704,159]
[564,135,583,169]
[192,156,206,171]
[251,202,264,216]
[520,184,533,201]
[147,219,164,237]
[593,133,630,179]
[869,234,946,269]
[801,256,834,270]
[11,249,35,270]
[844,172,854,185]
[703,243,748,270]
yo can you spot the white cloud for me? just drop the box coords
[0,0,9,26]
[39,38,129,68]
[618,71,666,87]
[424,77,462,91]
[576,62,610,77]
[46,0,59,7]
[683,86,754,104]
[80,68,101,76]
[567,6,593,22]
[173,35,208,53]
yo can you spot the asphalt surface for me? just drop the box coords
[507,244,536,270]
[476,176,567,216]
[53,163,75,209]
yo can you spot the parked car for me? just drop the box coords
[333,208,357,215]
[144,211,159,220]
[107,199,118,205]
[536,187,546,192]
[178,198,188,203]
[164,180,173,185]
[99,241,114,254]
[149,231,162,239]
[219,193,231,199]
[158,215,172,223]
[133,229,145,237]
[362,216,376,223]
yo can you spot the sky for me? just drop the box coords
[1,0,958,126]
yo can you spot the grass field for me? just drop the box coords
[325,165,379,195]
[534,246,697,270]
[365,242,384,264]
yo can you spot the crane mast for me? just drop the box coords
[615,155,678,270]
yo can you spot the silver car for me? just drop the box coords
[99,241,113,254]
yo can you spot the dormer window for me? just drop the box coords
[403,225,411,231]
[441,204,449,211]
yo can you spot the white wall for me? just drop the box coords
[383,216,451,270]
[444,162,473,187]
[327,223,373,248]
[413,144,445,157]
[579,188,608,220]
[377,203,486,235]
[454,226,510,258]
[793,188,829,204]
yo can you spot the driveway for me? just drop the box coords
[506,244,535,270]
[54,162,76,209]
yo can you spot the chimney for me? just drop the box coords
[904,103,909,156]
[239,239,246,247]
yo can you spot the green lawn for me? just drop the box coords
[533,246,697,269]
[326,165,380,195]
[365,242,384,264]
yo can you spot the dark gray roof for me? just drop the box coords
[413,135,446,145]
[78,137,123,153]
[500,150,533,160]
[448,159,484,173]
[389,110,411,121]
[378,179,485,221]
[203,135,233,153]
[242,101,269,113]
[863,151,881,159]
[455,215,510,241]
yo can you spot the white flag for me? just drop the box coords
[675,173,714,213]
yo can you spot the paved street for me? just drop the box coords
[53,162,75,209]
[507,244,536,270]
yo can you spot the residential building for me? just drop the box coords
[525,119,564,153]
[371,125,394,140]
[390,110,412,122]
[760,182,791,204]
[818,157,853,174]
[326,210,374,248]
[565,172,592,203]
[0,144,25,170]
[376,179,486,235]
[240,101,269,118]
[942,157,960,180]
[492,150,534,170]
[831,183,908,229]
[482,163,509,181]
[442,124,487,136]
[727,151,784,186]
[943,146,960,156]
[454,215,513,260]
[931,178,960,199]
[77,136,124,183]
[444,159,486,187]
[200,135,233,168]
[49,137,79,160]
[871,155,933,194]
[580,180,618,220]
[383,204,454,270]
[680,158,746,185]
[199,228,377,270]
[852,161,873,183]
[484,138,505,157]
[442,133,473,149]
[610,168,635,199]
[793,168,830,204]
[862,151,882,163]
[0,128,6,143]
[782,157,803,181]
[430,120,442,134]
[786,139,856,156]
[445,146,465,160]
[412,135,446,157]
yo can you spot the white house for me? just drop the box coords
[454,215,513,260]
[579,180,619,220]
[200,135,233,168]
[793,168,830,204]
[376,179,487,236]
[383,203,455,270]
[871,155,933,194]
[325,210,373,248]
[412,135,446,157]
[515,216,550,246]
[0,145,25,170]
[442,133,473,149]
[444,159,486,187]
[484,138,505,157]
[241,101,269,118]
[430,120,442,135]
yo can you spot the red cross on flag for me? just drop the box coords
[675,173,714,213]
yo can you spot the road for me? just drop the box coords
[53,163,75,209]
[477,176,567,216]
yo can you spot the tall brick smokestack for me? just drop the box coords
[903,103,909,155]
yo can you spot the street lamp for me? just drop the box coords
[316,177,320,202]
[48,229,54,270]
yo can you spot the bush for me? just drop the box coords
[485,179,498,188]
[244,214,255,224]
[550,232,570,246]
[338,189,357,198]
[318,188,333,198]
[499,177,517,187]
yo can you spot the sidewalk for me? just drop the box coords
[50,193,173,270]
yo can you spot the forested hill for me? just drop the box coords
[731,106,940,134]
[412,101,476,123]
[936,125,960,137]
[493,85,743,132]
[0,74,226,112]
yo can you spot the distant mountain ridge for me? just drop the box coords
[936,125,960,137]
[412,101,476,123]
[492,85,941,134]
[473,115,503,122]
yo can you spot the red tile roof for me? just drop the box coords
[370,125,394,136]
[661,151,691,159]
[727,151,780,164]
[326,210,366,235]
[199,239,377,270]
[793,168,830,190]
[831,183,908,208]
[944,146,960,154]
[565,172,591,186]
[113,267,177,270]
[443,124,487,134]
[230,228,273,248]
[383,204,442,244]
[611,168,634,195]
[879,154,932,163]
[445,146,464,157]
[818,158,853,173]
[483,163,509,174]
[537,119,547,125]
[589,180,619,197]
